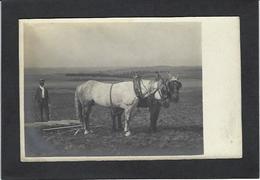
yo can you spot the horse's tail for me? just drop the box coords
[74,88,82,122]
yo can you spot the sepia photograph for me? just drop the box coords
[19,18,241,161]
[3,0,258,178]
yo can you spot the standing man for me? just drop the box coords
[34,79,50,122]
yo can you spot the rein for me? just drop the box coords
[155,82,168,102]
[139,79,156,97]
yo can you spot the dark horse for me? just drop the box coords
[111,75,182,132]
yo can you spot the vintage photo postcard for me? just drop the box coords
[19,17,242,162]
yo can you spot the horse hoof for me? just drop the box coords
[84,130,93,135]
[125,131,131,137]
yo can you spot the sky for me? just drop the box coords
[23,21,201,68]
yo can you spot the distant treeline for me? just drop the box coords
[65,70,165,78]
[65,69,202,79]
[66,73,131,78]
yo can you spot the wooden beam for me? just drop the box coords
[25,120,80,128]
[42,125,82,131]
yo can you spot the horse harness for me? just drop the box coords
[109,83,125,116]
[109,83,116,115]
[133,77,143,98]
[133,78,168,102]
[109,78,169,115]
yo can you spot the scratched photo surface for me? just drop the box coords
[22,20,203,157]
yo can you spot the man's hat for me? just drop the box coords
[39,79,45,82]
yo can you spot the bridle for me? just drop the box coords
[165,79,182,99]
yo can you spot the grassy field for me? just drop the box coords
[24,66,203,157]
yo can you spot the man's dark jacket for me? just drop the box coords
[34,86,49,103]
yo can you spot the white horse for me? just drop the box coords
[111,74,182,132]
[74,79,168,136]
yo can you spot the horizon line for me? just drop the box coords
[24,65,202,69]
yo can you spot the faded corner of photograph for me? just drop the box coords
[21,19,203,159]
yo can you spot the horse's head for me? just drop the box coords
[165,75,182,103]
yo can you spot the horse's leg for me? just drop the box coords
[111,108,124,132]
[81,106,87,133]
[74,102,83,136]
[111,109,117,132]
[83,103,93,135]
[74,92,84,135]
[124,99,139,136]
[149,101,161,132]
[124,108,131,136]
[117,109,124,131]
